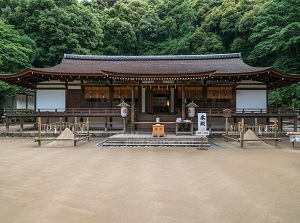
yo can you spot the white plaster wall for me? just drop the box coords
[36,90,66,111]
[27,95,35,109]
[236,89,267,112]
[3,95,34,110]
[16,95,25,109]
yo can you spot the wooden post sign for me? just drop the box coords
[196,113,209,136]
[223,109,232,137]
[238,122,244,132]
[223,109,232,118]
[198,113,207,131]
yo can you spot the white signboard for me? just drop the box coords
[289,135,300,143]
[198,113,207,131]
[195,131,210,136]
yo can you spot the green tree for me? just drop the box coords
[249,0,300,108]
[191,0,222,23]
[145,36,191,55]
[0,20,33,73]
[102,0,148,55]
[103,17,137,55]
[201,0,242,50]
[7,0,104,67]
[136,9,162,53]
[0,20,33,111]
[156,0,197,38]
[191,28,224,54]
[0,0,20,22]
[249,0,300,73]
[268,83,300,108]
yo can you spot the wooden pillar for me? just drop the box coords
[233,86,237,109]
[34,89,37,113]
[5,116,10,132]
[59,117,62,135]
[131,85,135,134]
[170,87,174,113]
[174,85,178,113]
[255,118,258,135]
[225,117,229,137]
[240,118,244,148]
[37,117,41,146]
[86,117,90,140]
[294,115,298,132]
[46,111,50,126]
[26,94,28,109]
[20,117,24,133]
[148,86,153,114]
[136,85,141,110]
[74,117,77,146]
[109,81,113,108]
[181,84,185,119]
[145,86,148,113]
[274,118,278,146]
[123,117,126,134]
[209,109,212,132]
[203,85,207,109]
[278,116,282,133]
[65,80,68,122]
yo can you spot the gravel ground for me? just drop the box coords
[0,137,299,223]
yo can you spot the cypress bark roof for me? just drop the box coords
[0,53,299,89]
[32,53,268,75]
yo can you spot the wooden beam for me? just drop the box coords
[131,85,135,134]
[181,84,185,119]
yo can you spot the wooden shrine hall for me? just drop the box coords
[1,53,300,134]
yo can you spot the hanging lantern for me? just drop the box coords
[117,101,130,117]
[186,101,199,118]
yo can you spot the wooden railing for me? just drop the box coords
[1,107,298,133]
[2,108,139,133]
[194,108,299,116]
[2,107,298,116]
[2,108,139,115]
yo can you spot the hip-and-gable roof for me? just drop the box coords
[0,53,299,89]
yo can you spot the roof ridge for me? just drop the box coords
[63,53,242,61]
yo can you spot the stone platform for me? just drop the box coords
[97,133,211,148]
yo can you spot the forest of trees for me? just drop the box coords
[0,0,299,109]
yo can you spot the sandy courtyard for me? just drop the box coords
[0,137,299,223]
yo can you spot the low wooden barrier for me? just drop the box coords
[223,134,281,147]
[34,117,90,146]
[223,118,281,147]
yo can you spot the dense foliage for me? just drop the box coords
[0,20,31,110]
[0,0,299,108]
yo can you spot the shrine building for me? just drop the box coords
[1,53,299,133]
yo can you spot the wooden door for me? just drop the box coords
[68,89,82,109]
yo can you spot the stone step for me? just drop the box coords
[98,137,210,147]
[102,143,210,147]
